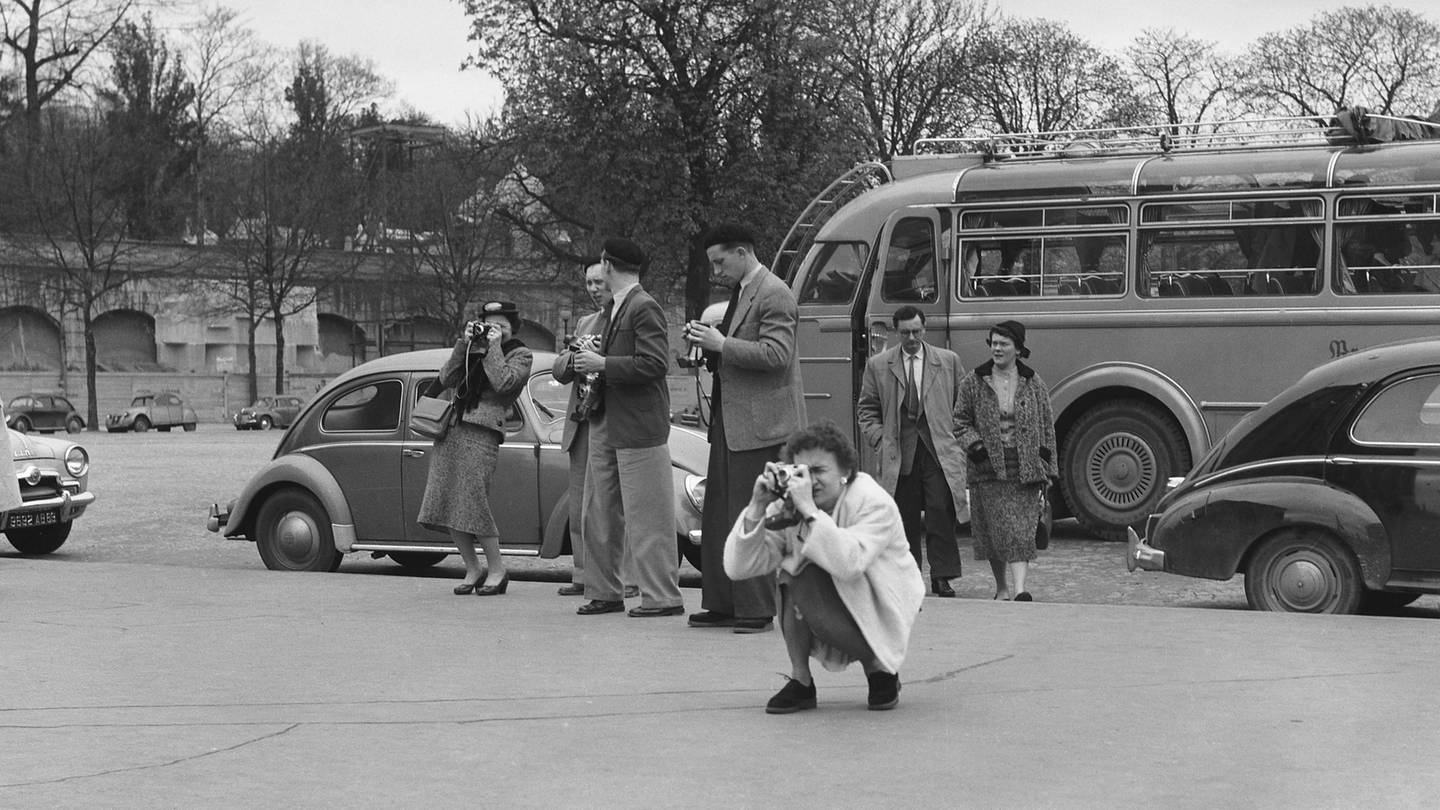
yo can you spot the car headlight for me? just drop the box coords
[65,446,89,477]
[684,474,706,513]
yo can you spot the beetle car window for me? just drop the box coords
[1351,375,1440,445]
[323,380,402,432]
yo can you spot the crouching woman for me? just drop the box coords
[724,421,925,713]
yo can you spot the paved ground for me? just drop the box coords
[4,557,1438,808]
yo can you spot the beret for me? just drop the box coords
[601,237,647,269]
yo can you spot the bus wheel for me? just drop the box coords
[1060,400,1189,541]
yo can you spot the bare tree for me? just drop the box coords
[0,0,137,126]
[1125,28,1234,132]
[967,17,1142,135]
[15,109,140,427]
[1237,4,1440,117]
[179,3,273,244]
[836,0,991,159]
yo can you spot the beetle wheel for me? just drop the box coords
[255,488,342,572]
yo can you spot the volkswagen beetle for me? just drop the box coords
[1128,337,1440,613]
[207,349,707,573]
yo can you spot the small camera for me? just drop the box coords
[468,321,492,347]
[765,463,807,498]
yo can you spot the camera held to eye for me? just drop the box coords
[762,462,808,529]
[468,320,492,347]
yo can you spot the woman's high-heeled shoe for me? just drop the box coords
[475,573,509,596]
[453,580,478,595]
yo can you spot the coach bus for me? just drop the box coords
[775,112,1440,539]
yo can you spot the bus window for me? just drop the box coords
[961,235,1125,297]
[962,238,1038,297]
[881,217,938,303]
[797,241,869,304]
[1336,194,1440,294]
[1139,198,1322,297]
[1044,235,1127,295]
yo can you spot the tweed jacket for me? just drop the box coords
[715,266,806,452]
[552,309,605,452]
[954,360,1057,486]
[856,341,969,509]
[723,472,923,674]
[598,285,671,449]
[437,337,533,436]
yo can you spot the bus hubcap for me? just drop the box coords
[1087,432,1157,510]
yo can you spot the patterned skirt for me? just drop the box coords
[417,421,501,537]
[970,447,1043,564]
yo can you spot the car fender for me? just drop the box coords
[183,406,197,423]
[1154,476,1389,586]
[1050,361,1209,462]
[224,453,358,551]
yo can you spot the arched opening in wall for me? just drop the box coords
[382,317,448,355]
[516,319,555,352]
[95,310,164,371]
[318,313,368,372]
[0,307,63,370]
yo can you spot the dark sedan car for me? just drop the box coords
[1128,337,1440,613]
[234,396,305,430]
[6,393,84,434]
[207,349,707,573]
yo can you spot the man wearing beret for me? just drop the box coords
[684,223,806,633]
[571,238,684,618]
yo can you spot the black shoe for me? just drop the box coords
[732,618,773,634]
[627,605,685,617]
[765,679,817,714]
[453,580,478,595]
[557,583,584,596]
[475,573,509,596]
[577,599,625,615]
[866,671,901,710]
[1013,591,1033,602]
[931,578,956,598]
[687,610,735,628]
[623,585,640,599]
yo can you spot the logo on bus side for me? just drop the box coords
[1330,339,1362,359]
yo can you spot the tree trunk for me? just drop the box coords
[273,312,286,395]
[246,319,259,405]
[83,306,99,432]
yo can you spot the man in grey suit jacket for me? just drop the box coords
[857,306,970,596]
[571,238,684,618]
[552,261,635,598]
[684,223,805,633]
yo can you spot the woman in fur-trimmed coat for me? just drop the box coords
[954,320,1057,602]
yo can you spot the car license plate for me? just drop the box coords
[6,510,58,529]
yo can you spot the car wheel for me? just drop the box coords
[1060,400,1190,541]
[182,423,196,432]
[679,533,702,571]
[258,415,273,430]
[1244,529,1363,614]
[255,488,342,572]
[133,416,151,433]
[6,522,73,555]
[1359,588,1422,614]
[12,416,30,433]
[389,551,447,569]
[65,416,83,433]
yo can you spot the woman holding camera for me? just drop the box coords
[418,301,533,596]
[723,422,924,713]
[954,320,1057,602]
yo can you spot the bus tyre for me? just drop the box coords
[1060,400,1189,541]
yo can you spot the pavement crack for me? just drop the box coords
[0,723,300,789]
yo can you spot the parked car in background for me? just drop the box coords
[106,391,198,433]
[207,349,708,573]
[234,396,305,431]
[1128,337,1440,614]
[2,428,95,554]
[6,393,84,433]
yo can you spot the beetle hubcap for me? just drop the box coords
[1086,432,1157,510]
[1270,550,1334,612]
[275,510,320,562]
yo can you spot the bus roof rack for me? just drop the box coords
[911,109,1440,162]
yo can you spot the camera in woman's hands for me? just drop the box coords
[468,320,497,349]
[762,462,808,529]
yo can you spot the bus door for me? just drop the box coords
[792,239,875,439]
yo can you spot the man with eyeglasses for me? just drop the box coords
[857,306,970,597]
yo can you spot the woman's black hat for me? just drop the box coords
[989,320,1030,358]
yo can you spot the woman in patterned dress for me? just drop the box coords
[954,320,1056,601]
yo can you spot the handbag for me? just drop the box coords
[410,394,455,441]
[1034,486,1052,551]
